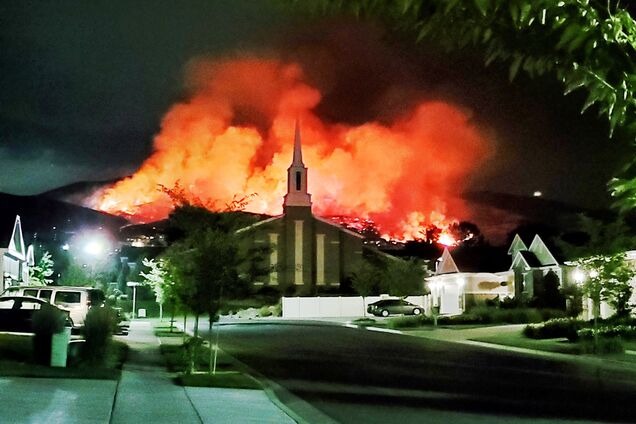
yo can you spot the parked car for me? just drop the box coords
[367,299,423,317]
[0,296,72,333]
[1,286,105,329]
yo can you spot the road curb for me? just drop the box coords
[174,320,337,424]
[219,349,338,424]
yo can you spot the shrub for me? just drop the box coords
[32,305,67,365]
[523,318,583,340]
[82,307,116,364]
[258,305,272,317]
[386,315,429,329]
[578,325,636,340]
[577,336,624,354]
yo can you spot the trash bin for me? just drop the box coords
[50,327,72,367]
[138,308,147,318]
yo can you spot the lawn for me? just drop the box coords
[154,322,261,388]
[470,332,582,355]
[0,333,128,379]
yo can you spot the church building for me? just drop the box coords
[238,123,364,295]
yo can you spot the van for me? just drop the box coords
[1,286,105,328]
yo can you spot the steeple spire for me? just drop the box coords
[283,120,312,209]
[292,119,304,166]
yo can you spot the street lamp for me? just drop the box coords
[127,281,142,319]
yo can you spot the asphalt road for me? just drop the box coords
[206,322,636,423]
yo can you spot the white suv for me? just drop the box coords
[1,286,105,328]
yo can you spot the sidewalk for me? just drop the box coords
[111,320,296,424]
[0,321,296,424]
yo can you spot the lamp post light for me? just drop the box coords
[127,282,141,319]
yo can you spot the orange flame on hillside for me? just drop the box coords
[95,57,492,241]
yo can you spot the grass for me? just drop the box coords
[471,332,583,355]
[153,321,261,388]
[176,371,262,389]
[0,334,127,380]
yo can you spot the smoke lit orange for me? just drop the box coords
[94,57,492,241]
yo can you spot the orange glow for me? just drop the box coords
[94,57,493,240]
[437,232,457,247]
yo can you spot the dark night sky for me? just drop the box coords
[0,0,631,209]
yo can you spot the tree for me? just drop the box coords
[449,221,484,246]
[349,259,385,315]
[59,263,90,286]
[29,251,54,286]
[162,204,262,374]
[560,215,636,333]
[140,258,176,323]
[293,1,636,208]
[383,258,426,297]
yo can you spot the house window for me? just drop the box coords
[295,171,301,191]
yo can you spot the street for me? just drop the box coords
[204,322,636,423]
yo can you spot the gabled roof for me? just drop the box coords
[314,216,365,239]
[5,215,26,260]
[436,248,459,275]
[528,234,558,266]
[507,234,528,255]
[236,215,283,234]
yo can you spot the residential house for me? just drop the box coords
[1,215,33,291]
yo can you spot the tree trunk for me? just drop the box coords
[159,302,163,320]
[189,314,199,374]
[169,303,175,333]
[182,315,187,344]
[208,316,213,374]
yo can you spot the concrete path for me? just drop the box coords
[111,320,295,424]
[0,320,295,424]
[0,377,117,423]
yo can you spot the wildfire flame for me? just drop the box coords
[95,57,492,242]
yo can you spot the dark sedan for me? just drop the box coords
[367,299,423,317]
[0,296,71,333]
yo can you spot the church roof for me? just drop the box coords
[314,216,365,239]
[235,215,283,234]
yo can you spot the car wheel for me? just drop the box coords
[412,308,422,316]
[381,309,390,317]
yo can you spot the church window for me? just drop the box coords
[295,171,301,191]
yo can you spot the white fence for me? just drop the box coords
[282,295,430,318]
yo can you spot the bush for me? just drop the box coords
[469,307,544,324]
[81,307,116,364]
[386,315,430,329]
[258,305,272,317]
[577,336,625,354]
[32,305,67,365]
[523,318,583,340]
[578,325,636,340]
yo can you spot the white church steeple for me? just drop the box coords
[283,120,312,209]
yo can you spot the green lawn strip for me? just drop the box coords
[469,332,582,355]
[176,371,262,389]
[153,322,261,388]
[0,335,127,380]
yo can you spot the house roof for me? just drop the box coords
[507,234,528,255]
[1,216,26,260]
[516,250,544,268]
[435,248,459,275]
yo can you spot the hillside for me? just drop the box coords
[0,192,128,244]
